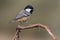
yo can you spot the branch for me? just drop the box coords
[12,23,57,40]
[12,29,20,40]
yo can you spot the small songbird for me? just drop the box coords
[10,5,34,24]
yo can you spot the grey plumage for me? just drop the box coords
[10,10,31,23]
[9,5,34,24]
[15,10,31,19]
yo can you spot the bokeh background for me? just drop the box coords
[0,0,60,40]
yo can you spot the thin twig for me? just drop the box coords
[12,28,21,40]
[13,23,57,40]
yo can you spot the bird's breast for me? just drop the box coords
[17,17,28,22]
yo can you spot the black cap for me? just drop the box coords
[24,5,34,13]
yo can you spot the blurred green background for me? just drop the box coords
[0,0,60,40]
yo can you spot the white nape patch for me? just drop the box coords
[25,8,32,12]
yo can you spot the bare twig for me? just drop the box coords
[12,28,21,40]
[13,23,57,40]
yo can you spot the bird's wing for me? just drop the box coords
[15,10,27,19]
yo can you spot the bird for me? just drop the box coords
[10,5,34,24]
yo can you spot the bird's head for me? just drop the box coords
[24,5,34,13]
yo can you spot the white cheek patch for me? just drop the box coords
[25,9,32,12]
